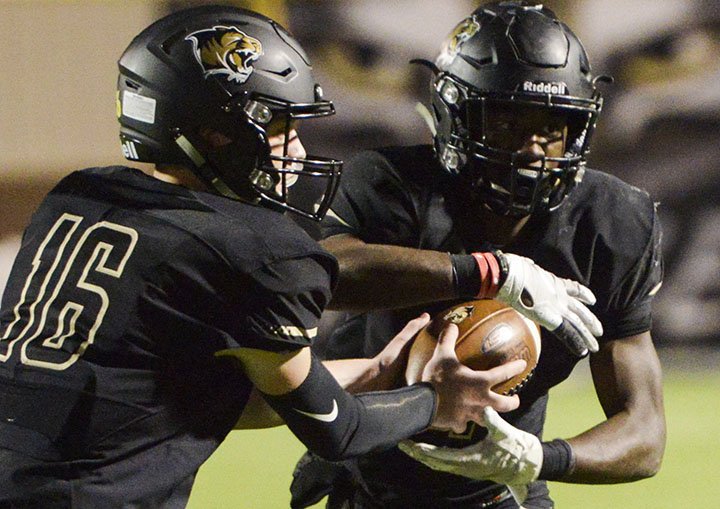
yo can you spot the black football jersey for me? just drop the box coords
[0,166,336,507]
[320,145,663,507]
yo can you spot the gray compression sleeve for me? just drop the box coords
[262,354,436,461]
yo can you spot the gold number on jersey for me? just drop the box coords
[0,213,138,370]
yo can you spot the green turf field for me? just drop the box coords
[188,351,719,508]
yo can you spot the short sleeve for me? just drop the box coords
[599,206,664,339]
[227,254,335,352]
[321,150,420,245]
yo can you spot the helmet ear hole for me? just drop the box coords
[124,79,141,91]
[203,119,268,190]
[197,127,233,149]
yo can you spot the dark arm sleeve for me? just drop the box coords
[262,354,436,461]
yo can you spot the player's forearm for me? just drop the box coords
[559,334,666,483]
[323,358,383,393]
[324,312,429,393]
[320,236,455,311]
[263,354,436,461]
[562,408,665,483]
[233,358,395,430]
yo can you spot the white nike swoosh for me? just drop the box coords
[294,399,339,423]
[325,208,352,228]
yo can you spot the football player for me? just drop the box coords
[0,6,533,507]
[291,2,665,508]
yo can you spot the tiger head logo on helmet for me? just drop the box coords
[186,25,263,83]
[436,16,480,68]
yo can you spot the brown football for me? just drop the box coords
[405,299,541,395]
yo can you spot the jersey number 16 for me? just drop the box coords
[0,213,138,371]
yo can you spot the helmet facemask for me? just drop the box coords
[424,2,607,217]
[195,92,342,221]
[433,74,601,217]
[434,76,601,216]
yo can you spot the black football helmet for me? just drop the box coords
[116,6,342,220]
[424,1,607,216]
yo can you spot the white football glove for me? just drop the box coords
[399,407,542,504]
[495,252,603,356]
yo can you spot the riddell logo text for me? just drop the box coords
[122,140,140,160]
[523,81,567,95]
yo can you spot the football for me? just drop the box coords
[405,299,541,395]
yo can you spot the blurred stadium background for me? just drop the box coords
[1,0,718,507]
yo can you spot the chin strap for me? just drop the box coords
[174,134,245,200]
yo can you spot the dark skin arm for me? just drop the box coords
[320,234,456,311]
[324,233,664,481]
[563,331,666,483]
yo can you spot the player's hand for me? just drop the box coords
[398,407,542,503]
[494,252,603,356]
[372,313,431,390]
[420,323,525,434]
